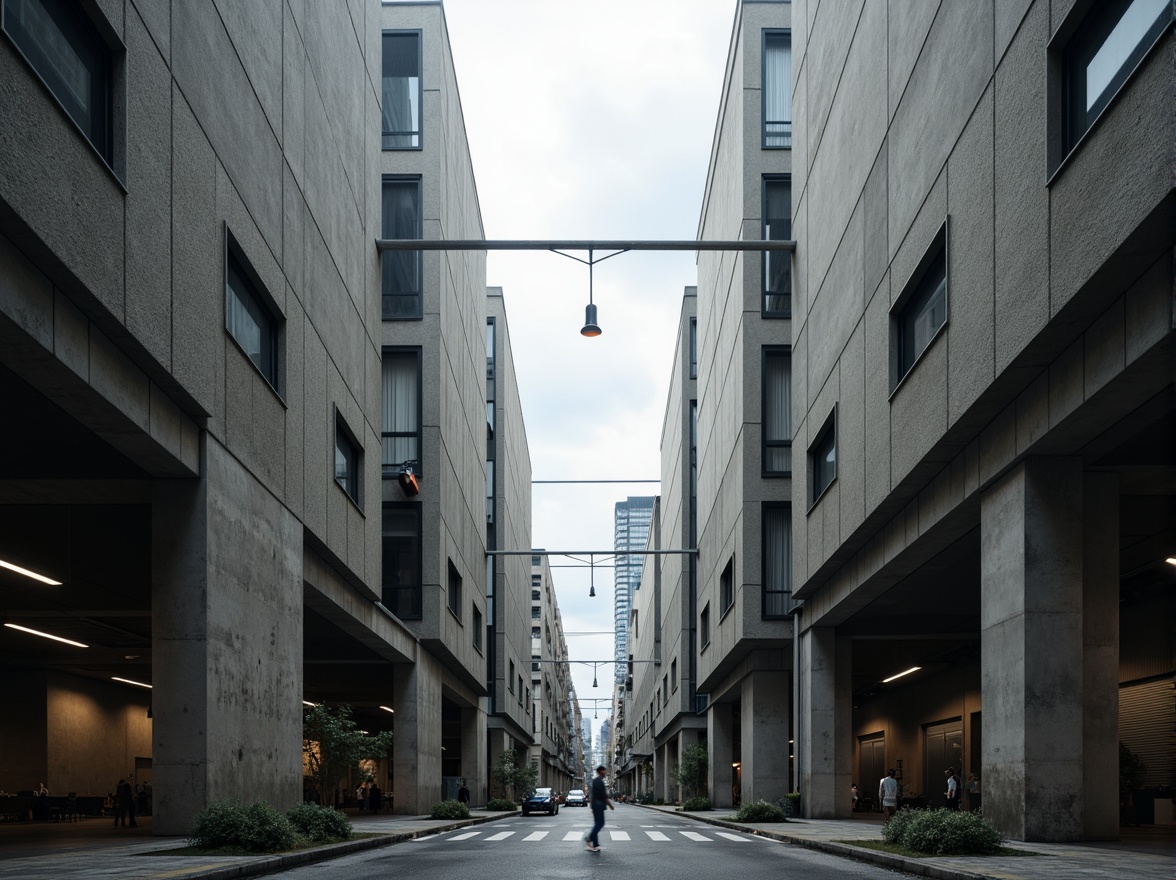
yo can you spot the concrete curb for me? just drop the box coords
[630,804,994,880]
[150,810,520,880]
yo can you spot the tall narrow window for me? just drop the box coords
[226,241,280,391]
[763,504,792,618]
[689,317,698,378]
[334,412,361,506]
[381,349,421,477]
[473,605,482,651]
[893,224,948,387]
[763,30,792,148]
[763,176,792,316]
[382,505,421,619]
[447,560,462,618]
[809,410,837,506]
[700,603,710,649]
[720,557,735,615]
[2,0,114,166]
[763,347,792,475]
[381,177,422,319]
[381,30,421,149]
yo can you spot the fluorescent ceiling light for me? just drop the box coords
[380,706,395,714]
[882,666,921,683]
[0,558,62,585]
[303,700,317,707]
[1166,557,1176,566]
[4,622,87,647]
[111,677,152,689]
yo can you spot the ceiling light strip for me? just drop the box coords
[4,622,87,647]
[882,666,921,684]
[111,677,152,689]
[0,558,62,585]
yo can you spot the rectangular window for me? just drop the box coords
[334,411,361,506]
[700,603,710,649]
[663,675,668,704]
[720,557,735,615]
[381,30,421,149]
[226,241,280,390]
[2,0,114,166]
[531,606,541,620]
[509,660,515,693]
[381,176,422,319]
[671,658,678,692]
[531,626,540,639]
[763,347,792,475]
[689,317,698,379]
[1061,0,1171,156]
[447,560,461,618]
[381,349,421,477]
[473,605,482,651]
[763,503,792,618]
[763,176,792,316]
[809,409,837,507]
[893,224,948,387]
[531,589,540,601]
[762,30,792,148]
[532,654,540,672]
[382,505,421,619]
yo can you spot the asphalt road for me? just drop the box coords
[271,805,909,880]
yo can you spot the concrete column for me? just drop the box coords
[460,705,486,805]
[152,436,303,834]
[707,702,735,807]
[392,654,442,813]
[981,458,1084,841]
[742,670,791,804]
[1083,473,1119,839]
[800,627,851,817]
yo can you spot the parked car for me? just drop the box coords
[522,787,559,815]
[565,789,587,807]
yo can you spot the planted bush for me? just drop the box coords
[188,800,297,852]
[486,797,517,812]
[430,799,471,820]
[286,802,353,842]
[681,797,712,812]
[882,808,1002,855]
[734,799,787,823]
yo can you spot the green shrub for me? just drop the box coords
[188,800,297,852]
[681,797,712,812]
[882,808,1002,855]
[286,802,353,842]
[430,799,471,820]
[486,797,517,812]
[734,799,787,823]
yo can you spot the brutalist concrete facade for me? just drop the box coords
[789,0,1174,841]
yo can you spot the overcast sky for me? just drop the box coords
[441,0,737,752]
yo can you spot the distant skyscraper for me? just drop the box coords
[613,496,655,683]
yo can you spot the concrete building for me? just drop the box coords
[787,0,1174,842]
[0,0,532,830]
[530,553,577,793]
[613,496,655,683]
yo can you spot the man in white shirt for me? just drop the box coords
[878,768,899,821]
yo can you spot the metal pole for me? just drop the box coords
[487,549,696,557]
[375,238,796,252]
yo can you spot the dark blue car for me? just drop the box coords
[522,787,559,815]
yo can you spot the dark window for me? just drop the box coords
[894,227,947,386]
[226,241,280,390]
[382,505,421,619]
[700,603,710,649]
[334,412,361,506]
[381,30,421,149]
[763,176,792,315]
[809,409,837,506]
[763,503,792,618]
[720,557,735,615]
[531,606,540,620]
[762,30,792,148]
[531,589,540,601]
[2,0,114,165]
[381,176,422,319]
[671,659,678,692]
[1062,0,1171,155]
[382,349,421,476]
[447,560,461,617]
[509,660,515,693]
[531,626,540,639]
[689,317,698,378]
[473,605,482,651]
[663,675,668,704]
[763,347,792,475]
[532,654,540,672]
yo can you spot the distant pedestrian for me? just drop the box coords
[584,765,614,852]
[944,768,960,810]
[851,783,859,811]
[879,768,898,822]
[116,778,137,827]
[368,782,382,814]
[457,780,470,804]
[357,781,367,811]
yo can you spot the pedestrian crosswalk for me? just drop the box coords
[441,827,759,845]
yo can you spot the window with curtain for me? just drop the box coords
[226,245,279,390]
[763,347,792,475]
[763,30,792,148]
[382,505,421,619]
[763,504,792,618]
[382,349,420,477]
[381,31,420,149]
[763,176,792,315]
[381,176,421,319]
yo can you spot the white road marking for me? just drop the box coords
[485,831,515,841]
[563,831,584,841]
[680,831,711,841]
[646,831,670,841]
[523,831,548,841]
[717,832,751,842]
[449,831,480,840]
[609,830,630,841]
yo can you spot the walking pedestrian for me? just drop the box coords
[944,767,960,810]
[879,768,898,822]
[584,765,614,852]
[116,778,137,827]
[457,779,470,805]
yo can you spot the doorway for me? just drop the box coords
[858,734,885,811]
[923,719,962,808]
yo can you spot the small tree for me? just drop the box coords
[674,742,708,801]
[491,748,540,801]
[303,704,394,805]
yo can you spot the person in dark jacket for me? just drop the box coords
[583,765,614,852]
[116,778,137,827]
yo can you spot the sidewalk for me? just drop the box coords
[0,809,517,880]
[634,803,1174,880]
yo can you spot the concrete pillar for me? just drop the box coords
[460,705,486,805]
[1083,473,1119,839]
[152,436,303,834]
[707,702,735,807]
[392,654,442,813]
[981,458,1084,841]
[742,670,791,803]
[800,627,851,817]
